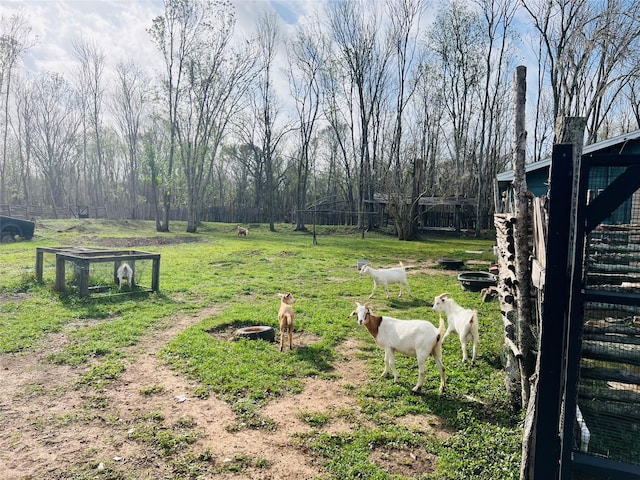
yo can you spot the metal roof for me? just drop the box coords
[496,129,640,182]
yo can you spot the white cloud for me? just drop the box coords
[1,0,165,80]
[1,0,325,84]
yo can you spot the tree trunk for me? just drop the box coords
[513,65,535,409]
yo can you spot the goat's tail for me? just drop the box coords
[470,310,480,335]
[436,314,446,345]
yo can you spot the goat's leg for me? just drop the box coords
[413,354,427,392]
[433,354,446,393]
[384,284,390,299]
[279,325,285,352]
[381,350,391,377]
[385,349,400,382]
[405,281,411,297]
[397,283,403,297]
[441,327,453,343]
[369,281,378,299]
[471,335,478,364]
[288,325,293,350]
[459,333,468,362]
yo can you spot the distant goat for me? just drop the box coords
[277,292,296,352]
[117,263,134,290]
[237,225,249,237]
[350,302,446,393]
[432,293,479,363]
[359,262,411,299]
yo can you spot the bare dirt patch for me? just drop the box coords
[0,305,442,479]
[83,235,205,248]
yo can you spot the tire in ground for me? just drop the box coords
[234,326,275,342]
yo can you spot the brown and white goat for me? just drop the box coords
[237,225,249,237]
[350,302,446,393]
[277,292,296,352]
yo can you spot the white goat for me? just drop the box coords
[277,292,296,352]
[432,293,479,363]
[237,225,249,237]
[360,262,411,299]
[349,302,446,393]
[117,263,134,290]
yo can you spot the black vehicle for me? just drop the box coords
[0,215,36,242]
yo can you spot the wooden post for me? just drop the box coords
[513,65,536,480]
[77,260,89,297]
[55,255,66,292]
[512,65,535,409]
[35,248,44,282]
[151,256,160,292]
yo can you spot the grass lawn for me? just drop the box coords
[0,220,522,479]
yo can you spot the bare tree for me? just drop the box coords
[287,19,324,233]
[319,64,357,224]
[325,1,390,235]
[473,0,517,231]
[254,11,288,232]
[11,76,36,203]
[625,76,640,130]
[73,39,107,208]
[29,73,81,212]
[0,12,33,205]
[148,0,201,232]
[381,0,425,240]
[522,0,640,144]
[111,61,151,219]
[428,0,484,231]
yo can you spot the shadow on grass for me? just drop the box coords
[360,379,518,430]
[291,343,336,373]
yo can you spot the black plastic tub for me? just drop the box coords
[438,258,465,270]
[457,271,497,291]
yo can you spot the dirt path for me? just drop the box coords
[0,305,379,479]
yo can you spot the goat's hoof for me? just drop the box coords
[412,386,422,393]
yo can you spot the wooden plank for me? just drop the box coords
[532,258,546,290]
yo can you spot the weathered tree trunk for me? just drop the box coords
[513,65,536,409]
[512,65,536,480]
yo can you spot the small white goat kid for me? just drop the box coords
[277,292,296,352]
[350,302,446,393]
[117,263,134,290]
[432,293,479,363]
[360,262,411,299]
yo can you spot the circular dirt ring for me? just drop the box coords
[234,326,276,342]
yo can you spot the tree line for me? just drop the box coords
[1,0,639,239]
